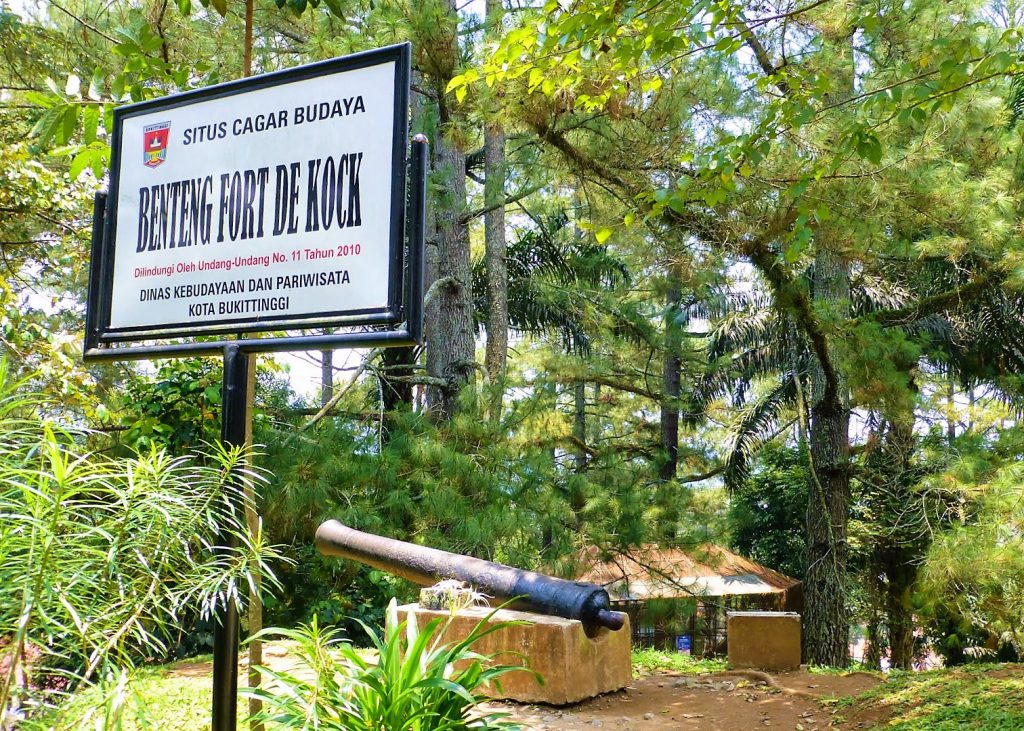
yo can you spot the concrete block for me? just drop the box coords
[727,611,802,671]
[395,604,632,705]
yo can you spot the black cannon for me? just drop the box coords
[315,520,627,632]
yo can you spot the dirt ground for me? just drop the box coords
[483,670,881,731]
[171,649,882,730]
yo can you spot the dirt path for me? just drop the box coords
[484,671,881,731]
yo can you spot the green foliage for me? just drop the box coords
[729,444,808,581]
[917,426,1024,659]
[839,322,922,416]
[116,358,223,453]
[244,600,529,730]
[266,543,408,642]
[0,362,285,723]
[0,139,97,410]
[23,6,219,180]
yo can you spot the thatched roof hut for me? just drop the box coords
[572,544,802,655]
[574,543,801,605]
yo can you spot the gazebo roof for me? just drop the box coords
[573,544,800,602]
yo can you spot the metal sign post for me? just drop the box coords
[210,344,248,731]
[83,43,427,731]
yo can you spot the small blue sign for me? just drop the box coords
[676,634,692,654]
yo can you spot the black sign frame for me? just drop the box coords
[84,43,418,361]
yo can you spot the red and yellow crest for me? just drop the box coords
[143,122,170,168]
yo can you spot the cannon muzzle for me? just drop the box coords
[315,520,626,632]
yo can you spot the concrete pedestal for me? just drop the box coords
[394,604,632,705]
[727,611,802,671]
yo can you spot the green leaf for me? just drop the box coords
[65,74,81,98]
[83,104,99,144]
[528,67,544,91]
[595,227,613,244]
[70,150,91,181]
[87,69,104,101]
[793,103,815,126]
[60,105,79,144]
[91,148,108,178]
[23,91,57,109]
[30,106,64,145]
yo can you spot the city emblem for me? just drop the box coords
[143,122,170,168]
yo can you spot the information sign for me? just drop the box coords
[88,43,411,343]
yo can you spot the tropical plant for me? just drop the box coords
[0,361,284,725]
[243,599,530,730]
[471,213,631,356]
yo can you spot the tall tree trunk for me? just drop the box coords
[425,135,474,418]
[884,549,918,670]
[573,381,587,473]
[423,2,475,420]
[569,383,588,529]
[483,0,508,416]
[380,346,415,439]
[240,34,263,730]
[804,245,851,667]
[803,17,857,667]
[946,378,956,443]
[864,578,884,671]
[320,345,333,408]
[882,410,919,670]
[659,266,682,481]
[242,356,263,731]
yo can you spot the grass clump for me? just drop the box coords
[22,664,234,731]
[631,648,729,675]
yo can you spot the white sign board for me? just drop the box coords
[93,44,410,341]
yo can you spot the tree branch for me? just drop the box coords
[738,208,844,412]
[48,1,119,44]
[553,373,659,401]
[459,183,545,225]
[678,464,726,483]
[865,271,995,326]
[301,348,381,431]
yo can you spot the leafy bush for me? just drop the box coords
[0,362,284,724]
[244,599,531,730]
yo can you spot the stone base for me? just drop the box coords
[394,604,632,705]
[727,611,802,671]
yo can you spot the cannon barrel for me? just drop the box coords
[315,520,626,632]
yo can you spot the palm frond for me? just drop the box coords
[722,373,800,488]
